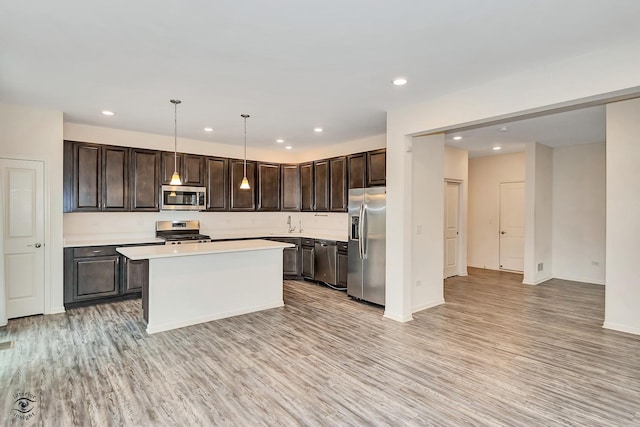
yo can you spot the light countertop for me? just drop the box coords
[116,239,295,260]
[204,231,347,242]
[64,235,164,248]
[64,231,347,247]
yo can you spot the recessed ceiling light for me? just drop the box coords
[392,78,408,86]
[453,136,462,140]
[102,110,114,116]
[284,146,292,150]
[493,146,502,151]
[203,127,213,132]
[314,128,323,133]
[276,139,284,143]
[499,126,509,132]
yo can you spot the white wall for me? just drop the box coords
[64,211,347,241]
[0,102,65,315]
[444,146,469,276]
[604,98,640,335]
[65,123,291,163]
[66,123,386,165]
[293,134,386,163]
[524,143,553,284]
[552,143,606,285]
[410,134,445,313]
[386,39,640,323]
[467,152,525,270]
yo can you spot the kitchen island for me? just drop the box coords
[117,239,294,334]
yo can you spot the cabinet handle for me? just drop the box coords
[92,250,102,253]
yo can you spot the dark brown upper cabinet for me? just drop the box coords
[281,164,300,212]
[230,159,257,211]
[161,151,183,185]
[367,149,386,187]
[348,152,366,189]
[68,141,100,211]
[63,141,129,212]
[300,162,314,212]
[329,156,347,212]
[205,156,229,211]
[102,146,129,211]
[182,154,205,186]
[313,159,330,212]
[162,152,204,186]
[130,148,160,211]
[257,162,281,211]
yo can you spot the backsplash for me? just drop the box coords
[63,211,348,241]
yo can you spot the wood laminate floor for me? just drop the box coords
[2,268,640,426]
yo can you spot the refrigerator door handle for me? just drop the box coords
[361,203,368,259]
[358,202,365,259]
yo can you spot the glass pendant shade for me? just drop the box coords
[240,176,250,189]
[170,171,182,186]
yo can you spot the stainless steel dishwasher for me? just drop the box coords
[314,239,337,286]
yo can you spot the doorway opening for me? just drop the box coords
[498,181,525,272]
[0,158,45,320]
[444,180,462,278]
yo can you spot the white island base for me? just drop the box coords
[117,239,293,334]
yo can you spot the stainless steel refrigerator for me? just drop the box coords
[348,187,386,306]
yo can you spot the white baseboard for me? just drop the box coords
[383,311,413,323]
[147,300,284,334]
[47,306,66,314]
[467,264,495,270]
[603,321,640,336]
[412,299,445,314]
[552,275,605,286]
[523,275,552,285]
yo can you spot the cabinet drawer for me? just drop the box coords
[73,246,119,258]
[337,241,348,252]
[301,237,315,247]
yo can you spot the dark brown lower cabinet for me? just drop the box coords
[64,243,158,308]
[337,241,348,288]
[268,237,300,277]
[302,238,316,280]
[75,256,120,299]
[65,246,121,305]
[123,257,149,294]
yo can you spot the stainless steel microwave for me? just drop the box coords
[161,185,206,211]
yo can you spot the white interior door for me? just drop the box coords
[499,181,525,272]
[1,159,45,319]
[444,181,460,278]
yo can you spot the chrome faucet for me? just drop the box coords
[287,215,296,233]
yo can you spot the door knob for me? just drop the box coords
[500,231,506,235]
[35,243,42,248]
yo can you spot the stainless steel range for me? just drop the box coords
[156,220,211,245]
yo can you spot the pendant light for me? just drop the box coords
[169,99,182,186]
[240,114,251,190]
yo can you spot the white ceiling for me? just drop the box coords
[1,1,639,152]
[445,105,606,158]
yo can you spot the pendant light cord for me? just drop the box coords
[242,114,249,176]
[174,101,178,174]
